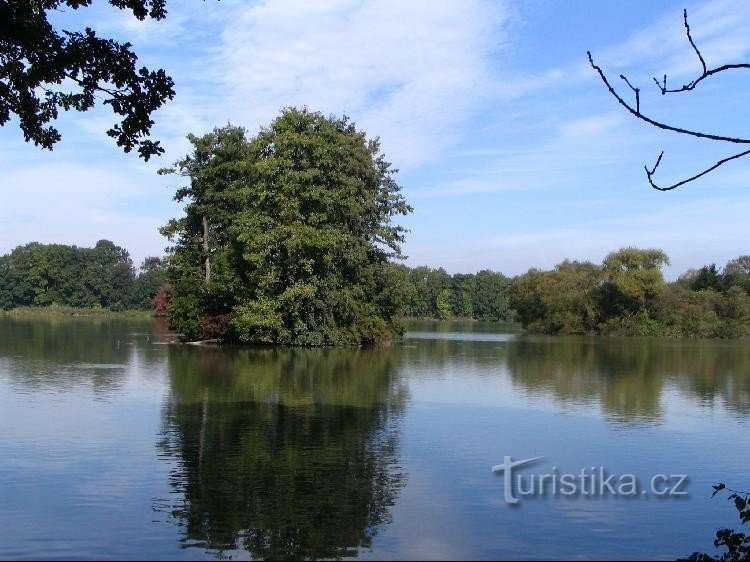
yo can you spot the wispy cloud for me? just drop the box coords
[0,160,177,264]
[215,0,509,168]
[412,111,637,198]
[597,0,750,76]
[406,194,750,277]
[2,0,749,276]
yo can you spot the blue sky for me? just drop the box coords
[2,0,750,278]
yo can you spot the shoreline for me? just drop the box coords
[1,306,155,320]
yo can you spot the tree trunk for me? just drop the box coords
[202,215,210,284]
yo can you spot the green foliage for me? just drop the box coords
[723,256,750,293]
[509,260,600,334]
[693,264,723,292]
[687,484,750,562]
[507,248,750,338]
[0,241,164,311]
[401,266,451,317]
[162,108,412,345]
[451,273,476,317]
[473,269,512,321]
[653,284,750,339]
[601,247,669,317]
[132,257,168,309]
[0,0,174,159]
[165,279,204,339]
[397,266,511,321]
[83,240,135,310]
[435,288,453,320]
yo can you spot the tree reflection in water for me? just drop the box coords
[157,345,408,560]
[505,336,750,421]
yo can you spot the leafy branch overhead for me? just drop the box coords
[0,0,175,160]
[588,9,750,191]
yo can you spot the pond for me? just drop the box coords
[0,316,748,560]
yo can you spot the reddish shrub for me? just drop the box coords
[199,313,233,340]
[151,284,171,317]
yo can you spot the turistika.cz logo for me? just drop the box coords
[491,456,689,505]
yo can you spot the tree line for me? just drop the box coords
[387,250,750,339]
[0,237,509,322]
[5,239,749,340]
[509,248,750,338]
[0,240,167,311]
[393,265,512,321]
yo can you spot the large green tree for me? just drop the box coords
[82,239,135,310]
[0,0,175,159]
[162,108,412,345]
[722,256,750,293]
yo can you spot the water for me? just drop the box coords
[0,316,748,560]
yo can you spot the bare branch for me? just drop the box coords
[656,63,750,95]
[684,8,707,75]
[652,75,667,93]
[652,9,750,95]
[619,74,640,113]
[645,148,750,191]
[587,52,750,144]
[645,151,664,177]
[589,10,750,191]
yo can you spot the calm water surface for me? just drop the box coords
[0,316,748,560]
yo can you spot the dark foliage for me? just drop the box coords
[394,264,512,321]
[0,0,175,159]
[687,484,750,561]
[508,247,750,338]
[0,240,166,311]
[161,108,412,344]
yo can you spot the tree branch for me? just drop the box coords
[588,52,750,145]
[589,10,750,191]
[684,8,706,75]
[653,9,750,95]
[619,74,640,113]
[64,72,130,99]
[644,148,750,191]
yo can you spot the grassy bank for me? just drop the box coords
[1,306,154,319]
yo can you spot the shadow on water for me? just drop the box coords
[156,345,409,560]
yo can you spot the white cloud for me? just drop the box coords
[405,195,750,277]
[216,0,509,168]
[412,111,637,198]
[0,160,177,265]
[558,112,624,140]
